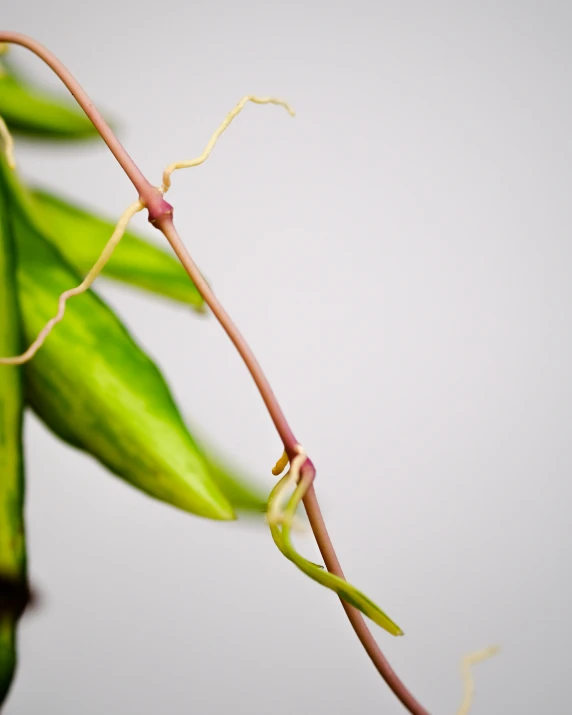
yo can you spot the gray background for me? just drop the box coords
[2,1,572,713]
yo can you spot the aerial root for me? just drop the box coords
[267,445,307,527]
[160,95,294,193]
[0,200,143,365]
[272,449,289,476]
[457,645,500,715]
[0,94,292,364]
[267,445,309,533]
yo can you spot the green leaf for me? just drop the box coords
[0,618,16,707]
[0,154,234,521]
[268,474,403,637]
[197,440,267,514]
[31,189,205,310]
[0,157,27,706]
[0,58,98,140]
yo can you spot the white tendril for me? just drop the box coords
[457,645,500,715]
[160,96,294,194]
[0,200,143,365]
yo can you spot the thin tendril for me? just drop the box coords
[0,97,291,365]
[160,96,294,193]
[0,200,143,365]
[266,445,306,526]
[271,449,289,476]
[0,33,441,714]
[457,646,499,715]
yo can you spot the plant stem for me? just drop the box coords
[156,216,299,457]
[155,217,431,715]
[303,486,431,715]
[0,32,170,220]
[160,215,430,714]
[0,31,432,715]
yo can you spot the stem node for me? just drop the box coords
[0,30,433,714]
[146,194,174,226]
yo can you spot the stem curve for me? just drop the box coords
[158,218,430,715]
[0,31,432,715]
[0,31,169,219]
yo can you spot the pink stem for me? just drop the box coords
[157,215,299,457]
[0,31,432,715]
[158,218,430,715]
[0,32,170,219]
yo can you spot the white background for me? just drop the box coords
[2,2,572,713]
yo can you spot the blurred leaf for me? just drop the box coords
[0,161,27,706]
[0,618,16,706]
[31,189,205,310]
[198,440,267,514]
[0,58,99,140]
[0,154,235,521]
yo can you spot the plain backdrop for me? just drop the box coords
[2,2,571,714]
